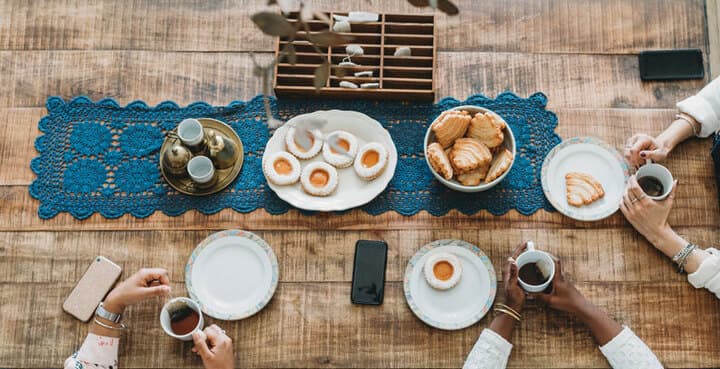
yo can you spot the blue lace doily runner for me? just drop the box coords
[30,92,560,220]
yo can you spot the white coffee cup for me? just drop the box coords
[187,156,215,184]
[515,241,555,293]
[160,297,204,341]
[635,160,674,200]
[177,118,205,146]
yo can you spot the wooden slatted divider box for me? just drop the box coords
[274,12,436,101]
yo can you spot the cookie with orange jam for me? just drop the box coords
[423,252,462,290]
[263,151,301,185]
[300,162,338,196]
[353,142,388,180]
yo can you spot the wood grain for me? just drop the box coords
[1,281,719,368]
[0,0,706,54]
[709,0,720,78]
[0,51,708,108]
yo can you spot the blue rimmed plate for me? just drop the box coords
[404,239,496,330]
[541,136,630,222]
[185,230,279,320]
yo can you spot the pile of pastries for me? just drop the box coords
[263,126,389,196]
[426,110,514,186]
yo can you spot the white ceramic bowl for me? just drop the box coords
[424,105,516,192]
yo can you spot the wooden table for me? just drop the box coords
[1,1,719,368]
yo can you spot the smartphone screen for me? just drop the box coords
[351,240,388,305]
[639,49,704,80]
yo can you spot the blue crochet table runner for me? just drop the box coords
[30,92,560,219]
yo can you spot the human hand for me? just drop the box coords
[530,258,588,316]
[192,324,234,369]
[624,133,671,168]
[620,175,678,249]
[103,268,171,313]
[503,241,528,312]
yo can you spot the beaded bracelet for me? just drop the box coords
[672,243,698,274]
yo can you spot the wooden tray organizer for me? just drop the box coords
[274,12,436,101]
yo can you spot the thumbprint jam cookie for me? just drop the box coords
[300,162,338,196]
[263,151,301,186]
[423,252,462,290]
[286,126,322,159]
[322,130,359,168]
[353,142,388,180]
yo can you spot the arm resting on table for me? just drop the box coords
[600,327,664,369]
[462,329,513,369]
[64,333,119,369]
[688,247,720,299]
[677,76,720,137]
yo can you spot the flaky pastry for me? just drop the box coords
[449,138,492,175]
[565,172,605,207]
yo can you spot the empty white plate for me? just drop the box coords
[404,239,496,330]
[263,110,398,211]
[185,230,279,320]
[541,137,630,221]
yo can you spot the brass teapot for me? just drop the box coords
[161,143,192,177]
[206,129,239,169]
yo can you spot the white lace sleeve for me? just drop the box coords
[688,247,720,298]
[599,327,663,369]
[677,76,720,137]
[462,329,513,369]
[64,333,119,369]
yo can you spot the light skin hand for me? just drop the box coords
[624,117,698,168]
[92,268,171,337]
[192,324,234,369]
[488,242,527,341]
[619,176,707,273]
[531,258,622,346]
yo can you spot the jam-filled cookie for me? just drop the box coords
[300,162,338,196]
[286,126,323,159]
[354,142,389,180]
[424,252,462,290]
[449,138,492,175]
[431,110,471,148]
[322,130,359,168]
[263,151,301,186]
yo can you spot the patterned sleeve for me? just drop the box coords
[677,76,720,137]
[64,333,119,369]
[688,247,720,299]
[462,329,513,369]
[599,327,663,369]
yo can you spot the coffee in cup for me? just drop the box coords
[160,297,204,341]
[635,160,674,200]
[515,241,555,293]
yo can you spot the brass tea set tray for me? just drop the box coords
[160,118,244,196]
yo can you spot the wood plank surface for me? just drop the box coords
[0,0,706,53]
[1,0,718,368]
[709,0,720,78]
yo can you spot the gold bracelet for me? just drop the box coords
[494,307,521,322]
[93,317,127,331]
[676,113,699,137]
[496,303,521,319]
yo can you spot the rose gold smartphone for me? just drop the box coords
[63,256,122,322]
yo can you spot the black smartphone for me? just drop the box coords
[639,49,704,81]
[351,240,388,305]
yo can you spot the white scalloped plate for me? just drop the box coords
[263,110,398,211]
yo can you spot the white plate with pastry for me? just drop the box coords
[541,137,630,221]
[262,110,397,211]
[404,239,496,330]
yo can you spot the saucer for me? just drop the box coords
[404,239,496,330]
[185,230,279,320]
[263,110,398,211]
[541,137,630,221]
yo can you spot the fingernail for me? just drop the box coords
[640,152,646,157]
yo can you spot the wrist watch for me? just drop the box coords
[95,302,123,323]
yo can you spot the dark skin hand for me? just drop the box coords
[531,258,622,346]
[488,241,528,341]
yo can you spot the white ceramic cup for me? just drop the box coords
[160,297,204,341]
[187,156,215,184]
[635,160,674,200]
[177,118,205,146]
[515,241,556,293]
